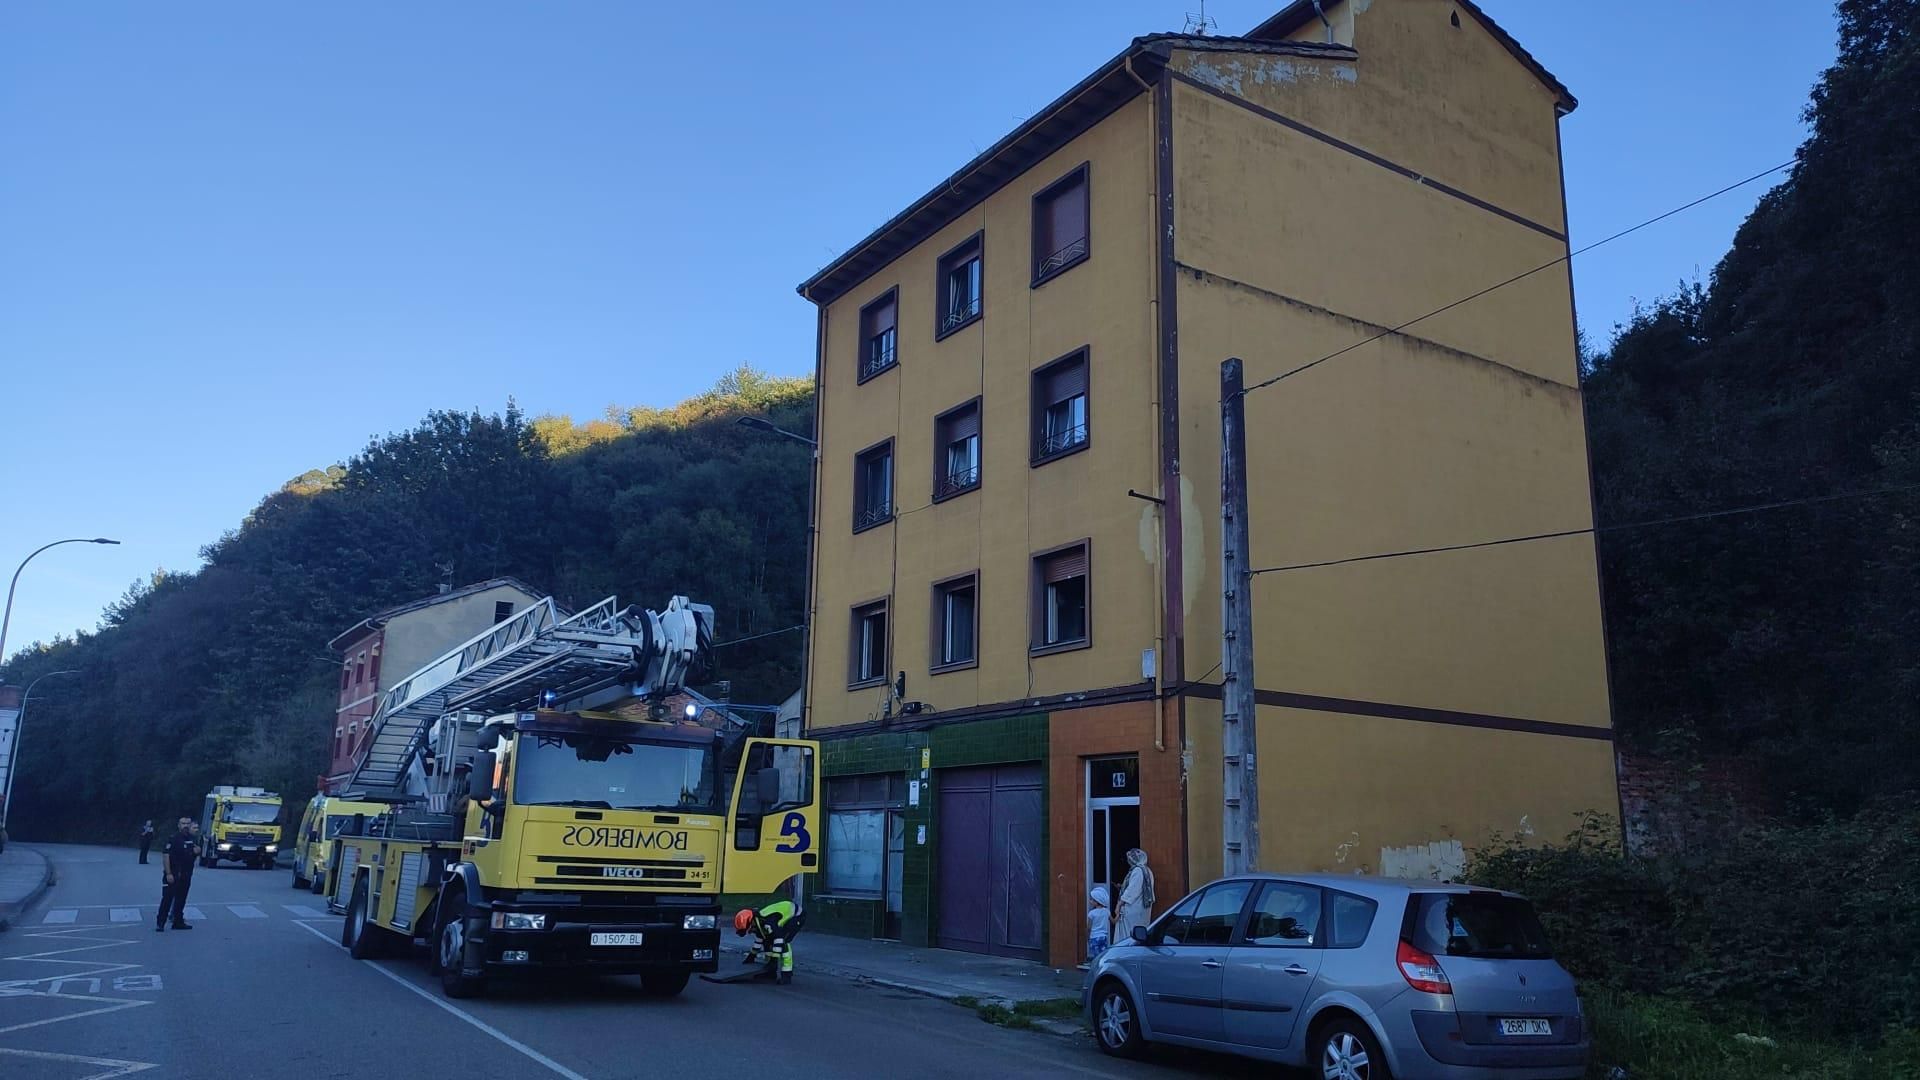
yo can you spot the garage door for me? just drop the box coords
[935,763,1043,960]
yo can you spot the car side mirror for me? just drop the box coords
[755,766,781,809]
[1130,925,1150,945]
[470,752,497,800]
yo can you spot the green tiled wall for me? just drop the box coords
[812,714,1048,951]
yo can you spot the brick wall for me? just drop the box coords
[1047,698,1184,968]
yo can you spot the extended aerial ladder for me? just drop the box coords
[340,594,715,801]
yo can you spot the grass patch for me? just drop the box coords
[1586,990,1920,1080]
[1012,998,1083,1020]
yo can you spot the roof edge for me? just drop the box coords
[1248,0,1577,114]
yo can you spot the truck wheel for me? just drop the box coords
[345,876,392,960]
[640,972,690,997]
[291,866,307,889]
[311,871,326,895]
[435,888,487,999]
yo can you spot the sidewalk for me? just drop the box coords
[0,845,54,930]
[718,930,1086,1014]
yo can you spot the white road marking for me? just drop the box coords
[182,907,206,921]
[283,904,328,918]
[227,905,266,919]
[0,1045,156,1079]
[108,909,140,923]
[292,921,590,1080]
[41,910,78,924]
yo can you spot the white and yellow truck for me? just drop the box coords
[326,595,819,999]
[290,793,384,894]
[200,786,283,869]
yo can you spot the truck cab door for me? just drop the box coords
[722,738,820,895]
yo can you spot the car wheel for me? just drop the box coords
[640,971,690,997]
[1092,981,1145,1058]
[1315,1016,1391,1080]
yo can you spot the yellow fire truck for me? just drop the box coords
[289,793,384,894]
[326,595,818,999]
[200,786,283,869]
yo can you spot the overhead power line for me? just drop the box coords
[1237,159,1797,398]
[1246,481,1920,577]
[712,623,805,648]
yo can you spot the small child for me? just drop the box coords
[1086,885,1111,962]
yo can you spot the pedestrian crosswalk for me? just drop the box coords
[38,903,338,925]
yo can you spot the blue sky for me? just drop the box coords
[0,1,1840,659]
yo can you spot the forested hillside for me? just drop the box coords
[1584,0,1918,811]
[0,368,814,841]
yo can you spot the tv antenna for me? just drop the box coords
[1182,0,1216,35]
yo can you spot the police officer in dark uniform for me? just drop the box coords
[156,817,198,932]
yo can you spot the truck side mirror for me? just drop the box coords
[755,766,781,810]
[470,752,497,800]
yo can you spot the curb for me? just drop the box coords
[715,941,1085,1037]
[0,847,56,933]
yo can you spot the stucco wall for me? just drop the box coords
[380,584,544,689]
[808,95,1163,730]
[1169,5,1616,882]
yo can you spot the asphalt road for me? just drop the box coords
[1,844,1266,1080]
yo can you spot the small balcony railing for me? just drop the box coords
[934,465,981,500]
[1035,236,1088,279]
[854,501,894,531]
[860,341,896,381]
[940,296,981,333]
[1036,424,1088,459]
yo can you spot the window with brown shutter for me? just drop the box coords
[931,573,978,671]
[1032,542,1090,652]
[1032,165,1089,284]
[935,233,983,339]
[849,599,890,686]
[1032,349,1090,463]
[853,439,894,532]
[859,289,898,382]
[933,399,982,501]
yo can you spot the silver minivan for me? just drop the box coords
[1083,875,1588,1079]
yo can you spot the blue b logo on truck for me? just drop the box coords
[775,812,811,854]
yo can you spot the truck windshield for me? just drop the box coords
[513,733,718,813]
[226,804,280,824]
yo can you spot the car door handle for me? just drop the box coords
[1201,960,1223,968]
[1283,964,1311,976]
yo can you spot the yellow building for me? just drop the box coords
[794,0,1618,968]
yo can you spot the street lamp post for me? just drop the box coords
[1,669,79,828]
[734,415,819,448]
[1,537,121,666]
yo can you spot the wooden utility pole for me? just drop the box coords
[1220,358,1261,875]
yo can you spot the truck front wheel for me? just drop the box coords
[435,887,487,1000]
[344,875,397,959]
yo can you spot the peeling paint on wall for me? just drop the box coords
[1179,54,1357,98]
[1380,839,1465,881]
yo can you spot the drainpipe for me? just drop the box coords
[1126,52,1166,754]
[1312,0,1333,43]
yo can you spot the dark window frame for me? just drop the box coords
[931,397,983,503]
[1031,348,1091,465]
[933,231,984,341]
[929,571,981,674]
[848,596,891,689]
[852,437,895,534]
[857,287,900,384]
[1031,162,1091,287]
[1030,538,1092,656]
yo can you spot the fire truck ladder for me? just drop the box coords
[341,596,661,800]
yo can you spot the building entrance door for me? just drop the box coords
[1087,755,1141,925]
[935,764,1043,960]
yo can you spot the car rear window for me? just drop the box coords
[1407,892,1553,959]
